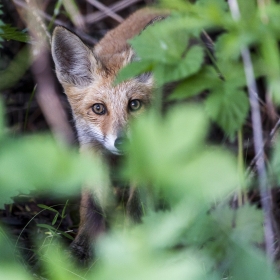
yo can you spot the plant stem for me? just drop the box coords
[237,129,246,206]
[228,0,275,261]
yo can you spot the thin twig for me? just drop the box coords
[13,0,97,45]
[16,0,75,145]
[228,0,275,261]
[85,0,142,24]
[86,0,124,23]
[248,118,280,171]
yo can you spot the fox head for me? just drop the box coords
[51,26,154,155]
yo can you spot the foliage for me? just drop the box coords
[1,0,280,279]
[0,5,28,48]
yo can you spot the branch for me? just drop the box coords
[86,0,124,23]
[14,0,75,145]
[85,0,142,24]
[13,0,97,45]
[228,0,275,261]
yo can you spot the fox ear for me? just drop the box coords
[51,26,97,87]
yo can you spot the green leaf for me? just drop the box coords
[130,19,189,64]
[237,0,257,20]
[230,245,278,280]
[196,0,228,12]
[0,46,31,90]
[213,204,264,244]
[37,204,59,214]
[153,45,204,86]
[37,223,58,231]
[60,231,74,240]
[169,66,220,100]
[159,0,193,12]
[0,230,32,280]
[260,32,280,104]
[0,135,107,208]
[52,213,59,225]
[61,200,68,218]
[92,229,210,280]
[205,85,249,137]
[0,101,5,140]
[0,25,28,43]
[126,105,238,203]
[115,60,152,84]
[216,32,257,62]
[232,205,264,243]
[270,138,280,184]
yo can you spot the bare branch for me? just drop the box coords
[86,0,124,23]
[85,0,142,24]
[15,0,75,145]
[13,0,97,45]
[228,0,275,261]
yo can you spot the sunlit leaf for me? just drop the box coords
[130,20,189,64]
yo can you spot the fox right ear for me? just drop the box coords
[51,26,97,87]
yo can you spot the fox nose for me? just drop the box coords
[114,136,126,151]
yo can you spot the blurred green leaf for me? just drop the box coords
[230,245,278,280]
[0,101,5,140]
[213,204,264,244]
[159,0,192,12]
[0,46,31,90]
[270,138,280,184]
[196,0,228,11]
[0,135,107,208]
[40,241,81,280]
[91,230,213,280]
[126,106,238,203]
[0,228,32,279]
[237,0,257,20]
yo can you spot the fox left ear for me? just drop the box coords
[51,26,97,87]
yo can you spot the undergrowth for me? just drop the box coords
[1,0,280,279]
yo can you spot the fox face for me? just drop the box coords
[52,26,154,155]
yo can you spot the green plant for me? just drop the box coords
[2,0,280,279]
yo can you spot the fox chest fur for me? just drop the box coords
[51,8,166,262]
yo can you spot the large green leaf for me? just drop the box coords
[126,106,238,203]
[0,135,107,208]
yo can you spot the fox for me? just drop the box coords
[51,8,167,262]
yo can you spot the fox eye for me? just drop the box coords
[128,99,142,112]
[92,103,106,115]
